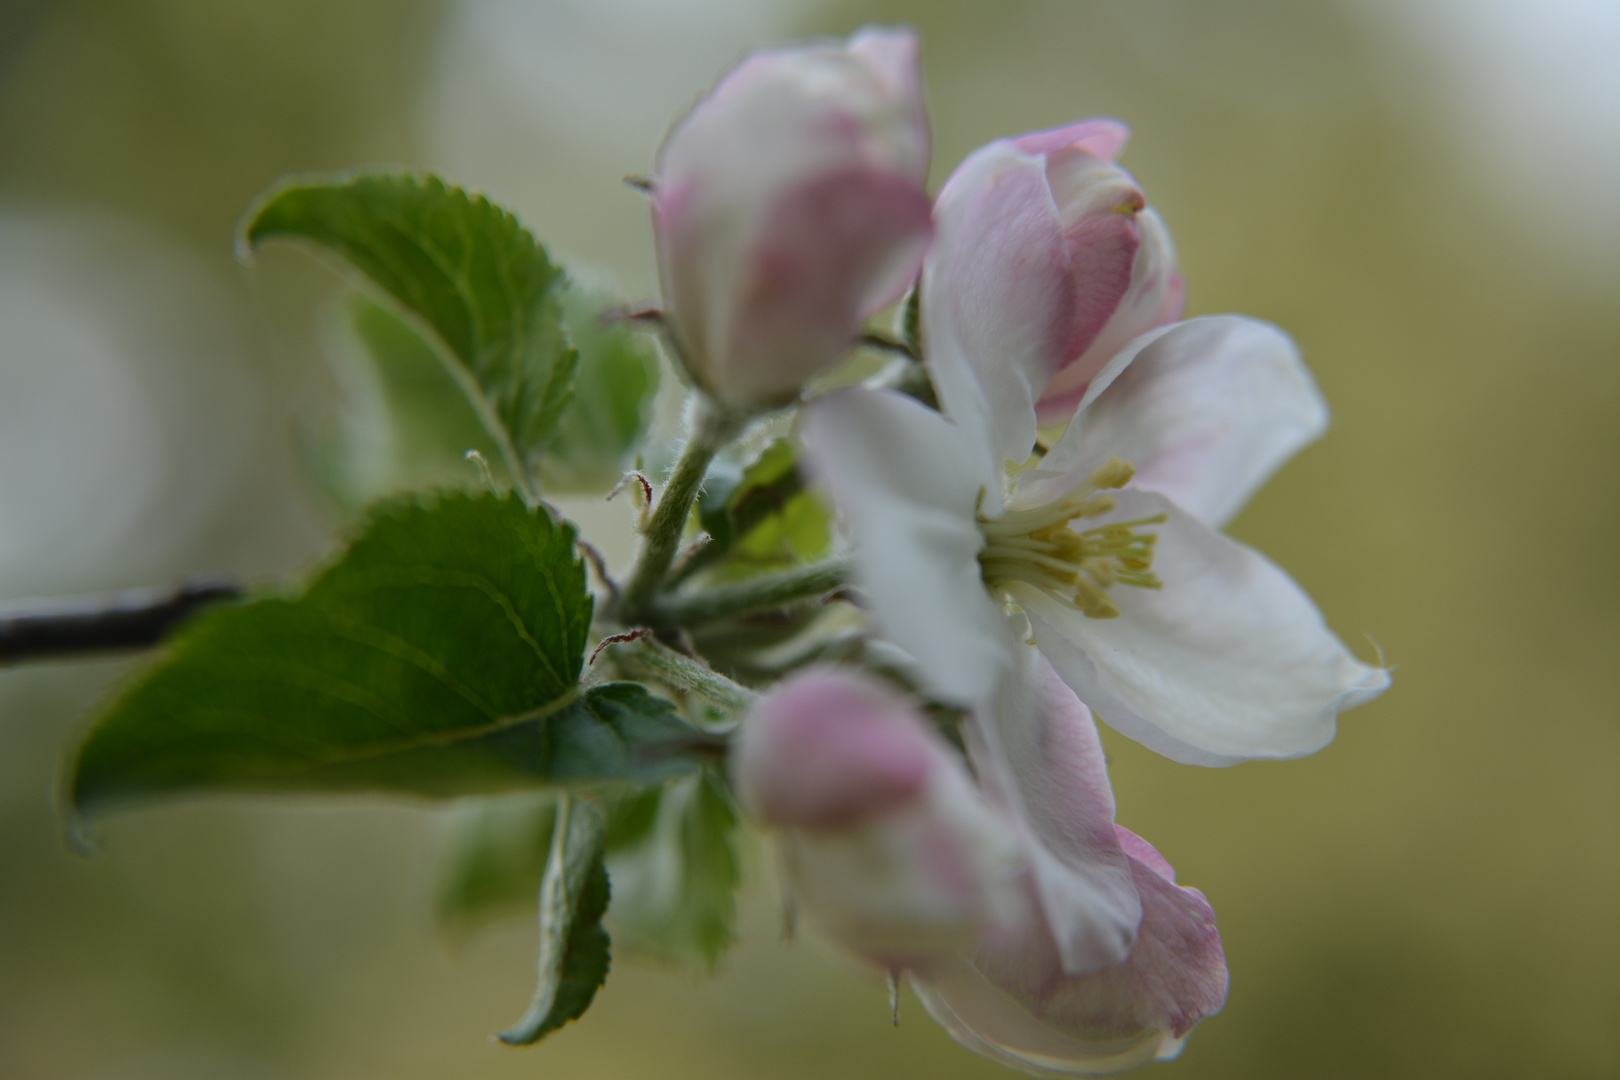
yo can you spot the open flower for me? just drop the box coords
[915,651,1229,1076]
[734,653,1228,1075]
[922,119,1183,452]
[652,27,933,409]
[803,315,1389,765]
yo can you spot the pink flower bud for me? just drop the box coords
[653,28,934,409]
[924,120,1183,439]
[734,669,1021,969]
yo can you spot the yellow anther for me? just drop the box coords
[1073,577,1121,619]
[1088,456,1136,490]
[976,456,1162,621]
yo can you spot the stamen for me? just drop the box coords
[1088,456,1136,490]
[977,459,1163,620]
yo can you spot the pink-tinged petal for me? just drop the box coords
[912,824,1227,1077]
[653,28,932,407]
[924,142,1076,470]
[1035,208,1183,426]
[723,167,931,405]
[735,670,929,829]
[1013,119,1132,163]
[1010,490,1390,766]
[736,668,1024,969]
[1057,208,1140,372]
[968,648,1141,975]
[847,26,930,178]
[801,388,1013,706]
[1031,316,1330,528]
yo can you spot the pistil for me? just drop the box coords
[977,457,1165,619]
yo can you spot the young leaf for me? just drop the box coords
[306,296,508,513]
[499,795,611,1046]
[693,438,832,579]
[437,775,741,977]
[71,493,703,816]
[605,770,741,975]
[539,282,661,494]
[436,792,557,938]
[239,172,577,471]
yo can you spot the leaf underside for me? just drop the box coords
[241,171,577,461]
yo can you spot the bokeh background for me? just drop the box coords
[2,2,1616,1078]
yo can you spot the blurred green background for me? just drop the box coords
[1,2,1615,1078]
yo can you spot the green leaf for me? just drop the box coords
[498,795,611,1046]
[71,493,703,816]
[605,770,740,975]
[436,773,741,975]
[694,439,832,579]
[538,281,661,494]
[305,297,508,513]
[436,792,557,937]
[239,172,577,468]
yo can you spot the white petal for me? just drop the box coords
[923,142,1074,473]
[801,388,1013,705]
[1009,490,1389,766]
[968,645,1140,975]
[1021,316,1328,528]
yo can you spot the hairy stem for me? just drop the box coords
[612,637,758,715]
[641,557,853,629]
[616,400,746,623]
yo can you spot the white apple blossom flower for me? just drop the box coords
[802,315,1389,766]
[734,654,1230,1076]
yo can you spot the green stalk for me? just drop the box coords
[616,400,746,624]
[641,557,852,628]
[613,637,758,714]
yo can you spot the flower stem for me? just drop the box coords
[613,636,758,714]
[616,400,747,625]
[641,557,852,628]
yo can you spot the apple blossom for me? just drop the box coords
[734,651,1228,1075]
[732,667,1022,968]
[803,315,1389,766]
[652,27,933,410]
[912,653,1227,1076]
[922,120,1183,462]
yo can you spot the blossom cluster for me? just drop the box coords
[652,27,1388,1075]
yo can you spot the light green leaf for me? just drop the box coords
[694,438,833,580]
[305,297,507,513]
[539,282,661,494]
[239,171,577,469]
[436,792,558,937]
[436,773,741,975]
[605,770,740,975]
[498,795,611,1046]
[71,493,703,816]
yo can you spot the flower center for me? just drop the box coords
[977,457,1165,620]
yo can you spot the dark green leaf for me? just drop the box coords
[71,493,703,815]
[605,769,741,975]
[240,172,577,463]
[498,797,611,1045]
[539,281,660,494]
